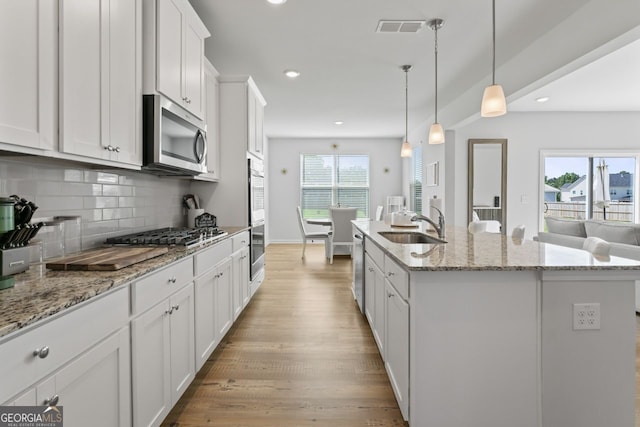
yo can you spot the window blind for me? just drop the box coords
[300,154,369,219]
[410,146,423,214]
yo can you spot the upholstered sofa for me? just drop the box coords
[536,217,640,261]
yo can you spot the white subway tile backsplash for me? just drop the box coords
[0,157,191,249]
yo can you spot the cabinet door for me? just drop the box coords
[36,327,131,427]
[169,283,195,405]
[216,258,233,341]
[198,60,220,181]
[132,300,171,427]
[247,90,257,154]
[194,269,217,371]
[59,0,107,160]
[364,254,376,326]
[240,246,251,309]
[157,0,184,107]
[60,0,140,164]
[385,280,409,419]
[0,0,56,151]
[232,247,250,319]
[108,0,141,165]
[183,17,204,118]
[373,261,386,356]
[254,98,264,155]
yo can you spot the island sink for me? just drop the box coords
[378,231,447,244]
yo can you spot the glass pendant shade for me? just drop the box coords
[400,141,412,157]
[428,123,445,144]
[481,84,507,117]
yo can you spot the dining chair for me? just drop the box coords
[296,206,331,259]
[375,205,383,221]
[328,207,358,264]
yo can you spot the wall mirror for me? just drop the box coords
[468,139,507,234]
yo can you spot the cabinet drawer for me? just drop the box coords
[132,257,193,314]
[384,256,409,300]
[0,287,128,403]
[365,238,384,270]
[232,231,250,252]
[194,239,232,276]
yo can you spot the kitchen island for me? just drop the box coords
[353,220,640,427]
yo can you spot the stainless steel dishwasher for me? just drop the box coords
[352,228,364,314]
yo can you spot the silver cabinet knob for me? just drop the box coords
[44,395,59,406]
[368,267,374,272]
[33,346,49,359]
[172,304,179,312]
[219,272,224,277]
[115,146,121,153]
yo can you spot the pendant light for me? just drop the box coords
[481,0,507,117]
[400,65,413,158]
[428,18,445,144]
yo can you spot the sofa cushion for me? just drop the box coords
[584,220,640,246]
[545,217,587,237]
[536,232,586,250]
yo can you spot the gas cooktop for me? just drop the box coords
[105,227,227,249]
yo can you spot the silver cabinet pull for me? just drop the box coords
[44,395,59,406]
[33,346,49,359]
[387,272,395,277]
[368,267,374,272]
[388,292,395,298]
[168,277,177,284]
[172,304,179,312]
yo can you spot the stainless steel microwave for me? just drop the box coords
[142,94,207,175]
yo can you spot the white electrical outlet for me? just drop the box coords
[573,303,601,330]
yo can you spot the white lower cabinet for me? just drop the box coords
[1,287,130,426]
[384,279,409,420]
[36,327,131,427]
[132,282,195,427]
[232,246,250,319]
[363,237,410,421]
[365,252,386,356]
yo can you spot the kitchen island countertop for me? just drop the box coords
[0,226,249,339]
[354,219,640,271]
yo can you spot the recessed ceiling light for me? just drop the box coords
[334,121,344,125]
[536,96,550,103]
[267,0,287,4]
[284,70,300,78]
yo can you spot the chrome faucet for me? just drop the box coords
[411,206,445,239]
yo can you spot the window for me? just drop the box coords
[410,146,423,214]
[300,154,369,219]
[543,154,637,225]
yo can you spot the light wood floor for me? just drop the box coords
[161,244,407,427]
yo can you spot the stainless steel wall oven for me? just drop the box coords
[248,155,265,279]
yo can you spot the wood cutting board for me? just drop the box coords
[46,247,169,271]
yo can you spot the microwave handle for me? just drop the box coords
[194,130,207,164]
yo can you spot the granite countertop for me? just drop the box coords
[0,226,249,340]
[354,220,640,272]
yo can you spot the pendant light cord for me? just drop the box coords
[492,0,496,85]
[434,24,439,123]
[405,68,409,142]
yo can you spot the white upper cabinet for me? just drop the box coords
[0,1,56,152]
[194,59,221,181]
[153,0,209,119]
[219,76,266,158]
[59,0,142,166]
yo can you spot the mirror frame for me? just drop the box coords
[467,138,508,234]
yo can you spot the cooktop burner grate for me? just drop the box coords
[105,227,227,248]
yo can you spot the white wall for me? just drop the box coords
[268,137,402,242]
[452,112,640,237]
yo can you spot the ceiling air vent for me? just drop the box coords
[376,20,426,33]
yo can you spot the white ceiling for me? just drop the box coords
[190,0,640,139]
